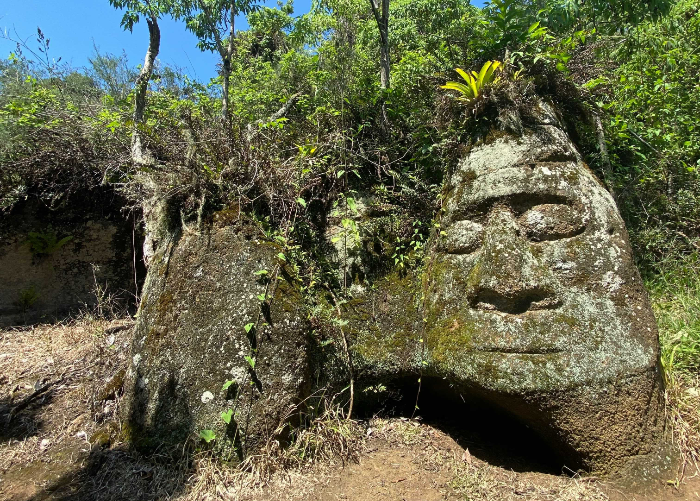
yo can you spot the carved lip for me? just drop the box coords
[475,346,566,355]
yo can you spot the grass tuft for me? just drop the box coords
[648,253,700,479]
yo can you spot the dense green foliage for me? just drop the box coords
[598,0,700,266]
[1,0,699,275]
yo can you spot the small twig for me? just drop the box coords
[675,230,700,251]
[412,254,434,420]
[628,127,661,155]
[327,288,355,420]
[7,377,64,423]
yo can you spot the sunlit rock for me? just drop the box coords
[422,105,668,475]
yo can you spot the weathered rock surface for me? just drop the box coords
[345,103,668,476]
[0,193,142,326]
[123,103,669,478]
[425,108,667,475]
[123,219,310,457]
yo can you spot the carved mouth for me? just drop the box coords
[475,346,566,355]
[471,288,562,315]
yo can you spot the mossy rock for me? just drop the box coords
[122,221,311,459]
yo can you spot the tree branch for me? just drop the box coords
[368,0,387,45]
[268,92,302,122]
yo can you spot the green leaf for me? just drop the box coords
[221,409,233,425]
[296,198,307,208]
[476,60,492,88]
[484,60,501,84]
[336,170,345,178]
[244,355,256,370]
[346,197,357,212]
[454,67,471,84]
[244,323,255,333]
[278,253,287,261]
[199,430,216,443]
[222,380,236,392]
[441,81,474,99]
[257,293,267,301]
[254,269,269,276]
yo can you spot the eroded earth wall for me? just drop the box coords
[0,191,142,326]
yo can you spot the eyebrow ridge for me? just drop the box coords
[451,193,575,222]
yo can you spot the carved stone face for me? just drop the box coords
[425,122,659,394]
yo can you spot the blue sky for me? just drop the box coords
[1,0,485,82]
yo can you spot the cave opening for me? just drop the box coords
[355,376,573,475]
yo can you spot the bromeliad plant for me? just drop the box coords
[441,60,503,104]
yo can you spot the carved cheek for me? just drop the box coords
[441,220,485,255]
[543,235,606,284]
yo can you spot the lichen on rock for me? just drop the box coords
[122,219,310,458]
[420,102,669,475]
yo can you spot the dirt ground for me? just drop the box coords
[1,319,699,501]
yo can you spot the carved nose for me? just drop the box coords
[469,209,559,314]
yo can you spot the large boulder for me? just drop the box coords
[345,103,668,476]
[122,103,669,478]
[122,217,311,457]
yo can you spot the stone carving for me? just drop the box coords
[422,107,667,474]
[343,105,668,476]
[123,103,669,478]
[427,113,656,394]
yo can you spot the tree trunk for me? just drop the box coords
[379,0,390,89]
[592,110,616,201]
[222,59,231,123]
[370,0,390,89]
[220,3,236,148]
[379,36,389,89]
[132,16,160,165]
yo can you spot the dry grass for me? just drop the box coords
[0,317,134,499]
[181,404,366,500]
[666,374,700,483]
[450,461,609,501]
[176,417,613,501]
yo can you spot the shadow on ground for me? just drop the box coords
[4,372,194,501]
[21,444,192,501]
[356,376,569,476]
[0,391,54,444]
[422,411,564,475]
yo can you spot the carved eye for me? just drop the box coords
[442,220,484,254]
[518,204,586,242]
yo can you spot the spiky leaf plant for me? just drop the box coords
[441,60,503,103]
